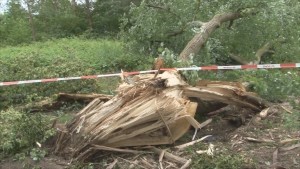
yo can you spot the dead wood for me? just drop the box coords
[180,159,192,169]
[150,147,188,165]
[53,71,268,161]
[280,105,293,114]
[175,135,212,150]
[106,159,118,169]
[159,150,165,169]
[140,158,155,169]
[20,93,112,112]
[91,145,148,154]
[280,143,300,151]
[279,139,300,145]
[244,137,275,143]
[273,148,279,165]
[57,93,113,103]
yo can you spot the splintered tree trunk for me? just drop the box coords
[54,71,267,161]
[25,0,36,41]
[179,12,242,60]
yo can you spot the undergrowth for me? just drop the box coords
[192,69,300,102]
[186,143,254,169]
[283,98,300,130]
[0,38,152,109]
[0,108,55,159]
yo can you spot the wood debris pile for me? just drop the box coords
[54,71,268,163]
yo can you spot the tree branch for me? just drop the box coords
[254,42,273,64]
[229,53,249,65]
[229,42,275,65]
[179,7,260,61]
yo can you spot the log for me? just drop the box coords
[57,93,113,102]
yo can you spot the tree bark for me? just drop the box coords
[24,0,36,41]
[179,12,242,60]
[85,0,93,29]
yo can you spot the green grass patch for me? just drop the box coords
[191,153,250,169]
[183,142,254,169]
[0,38,152,109]
[282,98,300,130]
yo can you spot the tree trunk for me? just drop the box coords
[179,12,242,60]
[25,0,36,41]
[85,0,93,29]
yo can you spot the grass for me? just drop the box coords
[0,38,299,168]
[0,38,152,109]
[183,142,254,169]
[282,98,300,130]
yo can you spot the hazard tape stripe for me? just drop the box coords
[0,63,299,87]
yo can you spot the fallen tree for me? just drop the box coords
[54,71,268,161]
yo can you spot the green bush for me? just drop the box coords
[0,38,150,109]
[0,108,55,157]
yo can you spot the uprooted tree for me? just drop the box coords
[121,0,300,64]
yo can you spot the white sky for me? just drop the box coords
[0,0,8,13]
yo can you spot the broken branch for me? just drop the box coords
[175,135,212,150]
[151,147,187,165]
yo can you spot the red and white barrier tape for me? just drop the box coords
[1,63,299,87]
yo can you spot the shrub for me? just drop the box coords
[0,38,150,109]
[0,108,55,157]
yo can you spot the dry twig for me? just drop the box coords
[280,143,300,151]
[280,105,293,114]
[106,159,118,169]
[159,150,165,169]
[244,137,275,143]
[175,135,212,150]
[150,147,187,165]
[180,159,192,169]
[92,145,148,154]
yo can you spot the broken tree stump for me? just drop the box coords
[54,71,268,160]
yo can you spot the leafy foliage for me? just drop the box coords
[0,38,150,108]
[0,0,137,46]
[0,108,55,156]
[184,69,300,102]
[121,0,300,65]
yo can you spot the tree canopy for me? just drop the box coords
[0,0,299,66]
[0,0,137,46]
[121,0,300,64]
